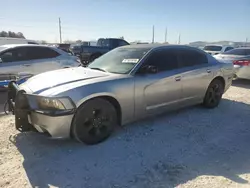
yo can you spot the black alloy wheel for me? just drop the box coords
[72,98,117,145]
[203,79,224,108]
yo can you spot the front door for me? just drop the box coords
[134,48,182,118]
[0,47,27,81]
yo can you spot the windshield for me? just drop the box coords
[204,45,222,51]
[222,48,250,55]
[88,47,150,74]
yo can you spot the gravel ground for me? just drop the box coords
[0,80,250,188]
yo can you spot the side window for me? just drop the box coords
[143,49,179,72]
[27,47,60,60]
[0,47,28,63]
[178,49,208,68]
[0,50,16,63]
[225,47,233,52]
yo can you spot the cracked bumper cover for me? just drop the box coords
[7,81,75,139]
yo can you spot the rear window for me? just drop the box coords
[222,48,250,55]
[204,46,222,51]
[97,39,109,47]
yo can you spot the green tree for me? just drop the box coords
[0,31,25,38]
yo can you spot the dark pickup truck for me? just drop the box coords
[70,38,129,64]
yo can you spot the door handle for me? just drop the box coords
[207,69,211,73]
[175,76,181,81]
[23,64,31,67]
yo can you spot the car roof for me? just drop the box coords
[234,47,250,50]
[205,44,233,47]
[120,44,191,50]
[0,44,66,55]
[0,44,47,49]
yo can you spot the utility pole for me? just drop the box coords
[152,25,155,44]
[246,37,248,46]
[59,17,62,43]
[178,33,181,44]
[164,27,168,43]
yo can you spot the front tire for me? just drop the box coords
[203,79,224,108]
[72,98,117,145]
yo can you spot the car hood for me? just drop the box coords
[21,67,109,93]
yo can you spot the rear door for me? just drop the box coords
[25,46,61,74]
[177,48,214,105]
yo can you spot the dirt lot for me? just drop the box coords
[0,80,250,188]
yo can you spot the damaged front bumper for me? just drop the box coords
[7,81,75,138]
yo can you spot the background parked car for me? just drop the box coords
[70,38,130,65]
[0,44,81,82]
[214,47,250,80]
[0,37,38,45]
[203,45,234,55]
[0,72,33,90]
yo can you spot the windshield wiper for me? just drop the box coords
[89,67,106,72]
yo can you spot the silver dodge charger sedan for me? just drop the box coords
[7,44,234,144]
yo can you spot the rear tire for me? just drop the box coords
[72,98,117,145]
[89,53,101,62]
[203,79,224,108]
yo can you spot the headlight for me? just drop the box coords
[36,97,75,111]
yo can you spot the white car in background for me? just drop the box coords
[203,45,234,56]
[0,37,38,45]
[0,44,81,82]
[214,47,250,80]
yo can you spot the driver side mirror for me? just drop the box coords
[138,65,158,74]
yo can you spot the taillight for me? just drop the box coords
[233,60,250,66]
